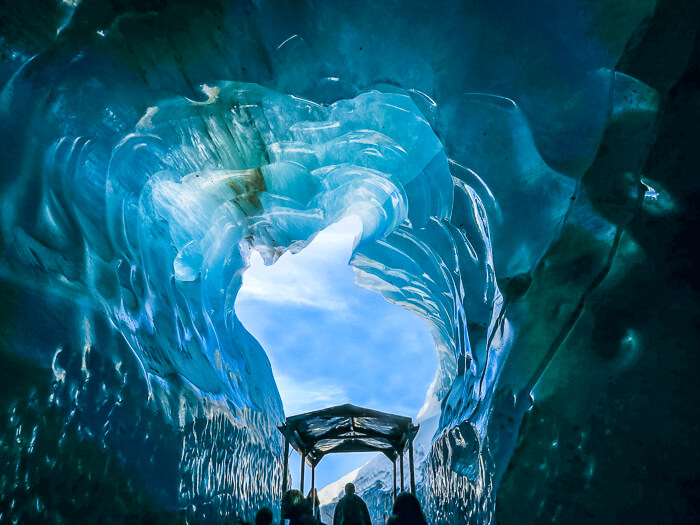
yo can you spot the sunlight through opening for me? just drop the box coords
[235,215,438,492]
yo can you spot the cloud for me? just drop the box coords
[237,216,362,311]
[275,374,349,415]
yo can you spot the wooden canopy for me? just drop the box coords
[277,403,420,499]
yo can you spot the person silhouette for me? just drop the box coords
[387,492,427,525]
[332,483,371,525]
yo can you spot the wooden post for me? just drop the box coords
[311,464,316,515]
[409,434,416,495]
[399,451,405,492]
[300,454,306,493]
[282,437,289,494]
[392,457,397,500]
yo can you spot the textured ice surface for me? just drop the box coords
[1,0,698,523]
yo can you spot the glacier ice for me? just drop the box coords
[0,0,698,524]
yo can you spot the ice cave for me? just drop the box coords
[0,0,699,523]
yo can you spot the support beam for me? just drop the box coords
[282,437,290,494]
[409,435,416,495]
[311,465,316,515]
[392,458,397,500]
[300,454,306,493]
[399,451,405,492]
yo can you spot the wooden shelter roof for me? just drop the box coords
[278,403,420,467]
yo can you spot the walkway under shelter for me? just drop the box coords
[277,403,420,505]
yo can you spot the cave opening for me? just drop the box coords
[235,215,438,494]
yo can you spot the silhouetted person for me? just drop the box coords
[255,507,274,525]
[386,492,427,525]
[282,489,318,525]
[307,488,321,521]
[333,483,371,525]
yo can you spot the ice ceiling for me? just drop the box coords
[0,0,699,523]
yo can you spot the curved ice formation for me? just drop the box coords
[0,71,572,520]
[1,0,688,523]
[0,73,487,520]
[106,83,455,400]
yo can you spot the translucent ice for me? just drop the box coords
[0,1,692,524]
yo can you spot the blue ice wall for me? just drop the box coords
[1,0,698,523]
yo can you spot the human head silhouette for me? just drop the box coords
[390,492,427,525]
[344,483,356,496]
[255,507,273,525]
[281,489,312,522]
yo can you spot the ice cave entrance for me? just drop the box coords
[235,215,437,491]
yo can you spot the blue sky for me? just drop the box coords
[235,216,437,490]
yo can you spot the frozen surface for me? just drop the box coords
[0,1,698,524]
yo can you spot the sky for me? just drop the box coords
[235,215,437,491]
